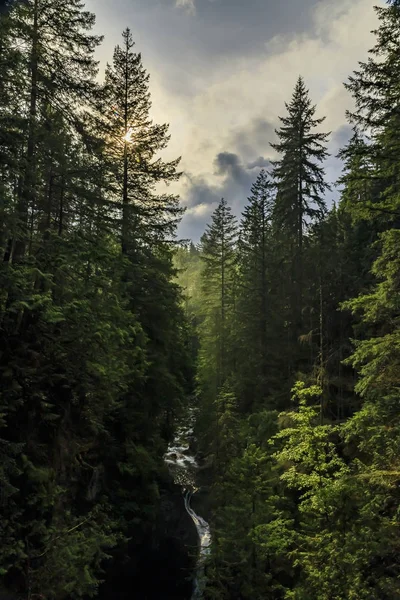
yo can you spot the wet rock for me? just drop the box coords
[166,451,178,461]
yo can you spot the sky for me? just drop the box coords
[86,0,383,241]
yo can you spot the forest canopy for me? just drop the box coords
[1,1,400,599]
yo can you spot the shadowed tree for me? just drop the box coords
[271,76,330,339]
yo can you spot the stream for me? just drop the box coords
[164,411,211,599]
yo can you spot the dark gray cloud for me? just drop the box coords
[179,150,267,240]
[330,124,353,152]
[183,173,221,207]
[172,0,322,58]
[186,151,258,209]
[214,152,254,187]
[92,0,322,96]
[181,119,352,241]
[179,116,279,240]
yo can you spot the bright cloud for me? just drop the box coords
[87,0,384,240]
[145,0,382,238]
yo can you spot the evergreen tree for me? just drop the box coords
[271,77,330,338]
[0,5,193,597]
[4,0,102,264]
[345,0,400,223]
[97,28,182,253]
[198,198,238,399]
[235,170,284,411]
[174,242,203,365]
[337,229,400,598]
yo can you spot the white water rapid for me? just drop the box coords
[164,412,211,599]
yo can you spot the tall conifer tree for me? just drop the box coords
[199,198,237,396]
[345,0,400,223]
[271,77,330,337]
[236,170,282,411]
[5,0,102,263]
[0,6,192,597]
[98,28,182,253]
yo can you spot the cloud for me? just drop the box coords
[177,176,220,240]
[214,152,251,185]
[247,156,271,170]
[88,0,384,240]
[230,118,276,159]
[167,0,382,239]
[177,151,267,240]
[182,173,221,208]
[331,124,353,151]
[183,153,257,209]
[175,0,195,15]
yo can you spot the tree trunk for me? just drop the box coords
[121,36,129,255]
[13,0,39,263]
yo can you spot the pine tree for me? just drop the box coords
[0,6,193,597]
[266,382,364,600]
[4,0,102,264]
[345,0,400,222]
[271,77,330,336]
[235,170,283,411]
[97,28,182,253]
[0,5,23,262]
[337,130,377,222]
[199,198,238,398]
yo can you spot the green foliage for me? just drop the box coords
[205,387,278,600]
[95,27,182,251]
[30,508,119,600]
[3,0,400,597]
[235,170,286,412]
[192,14,400,594]
[265,383,398,599]
[343,229,400,398]
[0,3,192,597]
[197,198,238,411]
[271,77,330,237]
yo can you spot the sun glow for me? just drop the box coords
[123,128,134,143]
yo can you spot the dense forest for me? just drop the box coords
[1,0,400,599]
[0,1,194,598]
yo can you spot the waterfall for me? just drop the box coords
[164,412,211,599]
[184,491,211,598]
